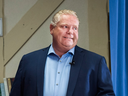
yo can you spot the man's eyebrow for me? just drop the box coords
[59,23,67,25]
[60,23,78,27]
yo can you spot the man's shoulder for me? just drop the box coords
[23,46,50,58]
[76,46,106,65]
[75,45,104,58]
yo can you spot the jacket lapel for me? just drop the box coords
[37,46,50,96]
[66,46,84,96]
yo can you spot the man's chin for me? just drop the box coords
[63,44,75,49]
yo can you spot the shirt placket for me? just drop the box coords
[54,57,64,96]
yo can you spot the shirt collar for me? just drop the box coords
[48,44,75,56]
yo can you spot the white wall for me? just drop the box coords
[4,0,38,34]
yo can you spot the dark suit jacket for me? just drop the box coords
[10,45,115,96]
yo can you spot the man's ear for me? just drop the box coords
[50,24,55,35]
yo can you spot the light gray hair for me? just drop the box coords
[51,9,79,26]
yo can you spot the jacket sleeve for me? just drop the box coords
[10,56,25,96]
[96,57,115,96]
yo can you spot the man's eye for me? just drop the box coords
[64,26,68,28]
[73,27,77,30]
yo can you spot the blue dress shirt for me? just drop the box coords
[43,45,75,96]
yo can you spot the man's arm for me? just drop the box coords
[10,56,25,96]
[97,57,115,96]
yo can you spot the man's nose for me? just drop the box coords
[67,27,73,34]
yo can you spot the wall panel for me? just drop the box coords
[0,0,2,17]
[0,0,3,82]
[4,0,64,65]
[0,37,3,82]
[88,0,110,68]
[4,0,38,34]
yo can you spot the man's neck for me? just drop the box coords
[52,45,70,58]
[53,47,67,58]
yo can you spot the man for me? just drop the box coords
[10,10,115,96]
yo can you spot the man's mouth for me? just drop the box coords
[64,37,72,39]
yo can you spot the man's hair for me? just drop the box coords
[51,9,79,26]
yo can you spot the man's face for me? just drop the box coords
[50,14,79,51]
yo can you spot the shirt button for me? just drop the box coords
[56,84,58,86]
[60,60,61,62]
[58,72,60,74]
